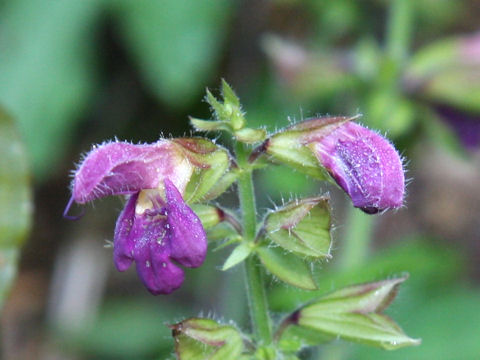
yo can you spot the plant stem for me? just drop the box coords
[339,207,374,270]
[235,142,273,345]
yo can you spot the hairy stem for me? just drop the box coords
[339,207,374,270]
[235,142,273,345]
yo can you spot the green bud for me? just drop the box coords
[263,115,360,179]
[190,204,225,230]
[264,197,332,259]
[256,247,317,290]
[202,80,246,131]
[170,318,245,360]
[291,276,420,350]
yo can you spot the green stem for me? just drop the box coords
[235,142,273,345]
[339,207,374,270]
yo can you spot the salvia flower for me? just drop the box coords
[67,140,211,295]
[264,117,405,214]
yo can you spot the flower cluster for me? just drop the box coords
[66,117,405,294]
[264,116,405,214]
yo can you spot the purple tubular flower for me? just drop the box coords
[309,122,405,214]
[69,140,207,295]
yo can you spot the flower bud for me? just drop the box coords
[265,117,405,214]
[264,197,332,259]
[170,318,244,360]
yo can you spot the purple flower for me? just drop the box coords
[68,140,207,295]
[308,121,405,214]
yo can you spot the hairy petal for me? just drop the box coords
[113,193,138,271]
[134,239,185,295]
[311,122,404,213]
[164,179,207,268]
[72,141,192,203]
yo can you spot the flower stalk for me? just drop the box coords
[235,141,273,346]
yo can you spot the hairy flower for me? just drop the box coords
[67,140,208,295]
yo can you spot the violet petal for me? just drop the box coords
[312,122,405,213]
[113,193,138,272]
[164,179,207,268]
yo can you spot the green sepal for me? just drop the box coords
[202,171,238,201]
[264,115,360,179]
[173,138,231,203]
[292,276,421,350]
[170,318,245,360]
[256,247,317,290]
[190,204,225,230]
[222,242,253,271]
[264,197,332,259]
[278,324,333,353]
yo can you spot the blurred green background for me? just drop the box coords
[1,0,480,359]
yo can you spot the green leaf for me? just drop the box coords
[264,197,332,259]
[222,243,252,271]
[0,108,32,310]
[221,79,241,107]
[296,277,420,350]
[111,0,233,108]
[190,118,230,132]
[256,247,317,290]
[0,0,100,178]
[170,318,245,360]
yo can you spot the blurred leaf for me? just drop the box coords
[295,277,420,350]
[366,89,415,137]
[170,318,245,360]
[256,247,317,290]
[0,108,32,310]
[111,0,233,108]
[0,0,100,178]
